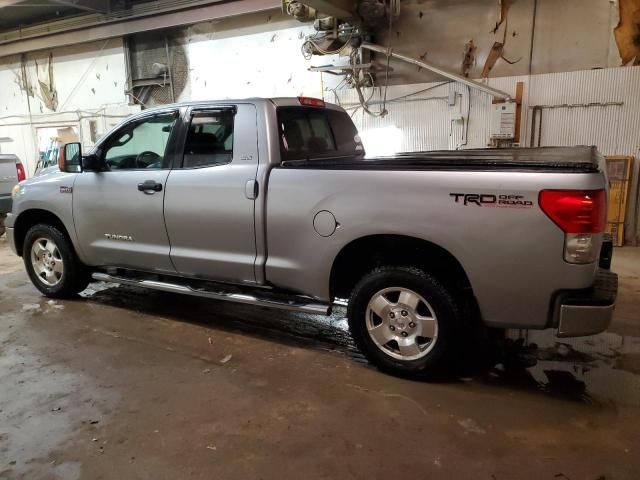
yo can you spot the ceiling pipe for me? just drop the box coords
[360,42,512,101]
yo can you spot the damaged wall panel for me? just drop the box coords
[6,40,127,115]
[367,0,620,85]
[0,39,132,173]
[35,53,58,111]
[481,0,520,78]
[614,0,640,65]
[373,0,532,84]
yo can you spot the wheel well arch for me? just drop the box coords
[13,209,71,257]
[329,234,472,300]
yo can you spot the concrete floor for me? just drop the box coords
[1,235,639,480]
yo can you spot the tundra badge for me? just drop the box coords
[104,234,134,241]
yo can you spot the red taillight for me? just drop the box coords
[539,189,606,233]
[298,96,325,107]
[16,162,26,182]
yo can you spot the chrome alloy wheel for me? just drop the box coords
[365,287,438,361]
[30,237,64,286]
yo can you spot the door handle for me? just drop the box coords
[138,180,163,194]
[244,180,258,200]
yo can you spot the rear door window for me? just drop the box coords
[182,110,234,168]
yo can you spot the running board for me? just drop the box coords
[91,272,330,315]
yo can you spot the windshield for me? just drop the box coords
[277,107,364,161]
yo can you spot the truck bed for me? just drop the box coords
[280,146,602,173]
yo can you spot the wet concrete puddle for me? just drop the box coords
[76,281,640,408]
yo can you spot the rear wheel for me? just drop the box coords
[23,224,90,298]
[347,266,465,378]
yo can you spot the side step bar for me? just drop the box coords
[91,272,330,315]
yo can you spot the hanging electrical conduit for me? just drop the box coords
[528,101,623,147]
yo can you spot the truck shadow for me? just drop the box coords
[82,281,363,359]
[82,282,640,407]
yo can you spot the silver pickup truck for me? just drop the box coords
[6,97,617,376]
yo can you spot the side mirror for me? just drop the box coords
[82,153,104,172]
[59,142,83,173]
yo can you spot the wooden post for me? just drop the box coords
[514,81,524,144]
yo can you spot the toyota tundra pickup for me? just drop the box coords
[6,97,618,376]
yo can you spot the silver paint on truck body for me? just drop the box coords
[264,168,605,329]
[5,168,80,254]
[163,103,259,284]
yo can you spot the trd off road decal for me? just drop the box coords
[450,193,533,208]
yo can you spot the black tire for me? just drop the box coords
[0,214,6,237]
[23,223,90,298]
[347,266,466,378]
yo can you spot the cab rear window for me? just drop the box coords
[277,107,363,161]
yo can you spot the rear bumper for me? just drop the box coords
[0,195,11,215]
[554,269,618,337]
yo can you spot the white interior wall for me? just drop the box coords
[183,12,343,101]
[0,39,138,175]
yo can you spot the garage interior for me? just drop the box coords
[1,0,640,478]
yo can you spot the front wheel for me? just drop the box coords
[23,224,90,298]
[347,266,465,378]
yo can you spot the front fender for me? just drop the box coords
[11,172,86,262]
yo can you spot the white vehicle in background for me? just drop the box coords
[35,139,62,175]
[0,154,26,236]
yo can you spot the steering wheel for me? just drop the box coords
[135,151,161,168]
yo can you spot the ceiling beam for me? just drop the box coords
[48,0,109,13]
[0,0,279,57]
[2,3,69,7]
[0,0,30,6]
[0,0,108,9]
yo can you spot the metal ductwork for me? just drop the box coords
[282,0,394,28]
[284,0,512,105]
[360,43,512,101]
[283,0,355,21]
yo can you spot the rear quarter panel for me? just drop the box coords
[265,168,606,329]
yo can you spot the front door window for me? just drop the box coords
[102,113,177,170]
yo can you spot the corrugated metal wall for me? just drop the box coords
[331,66,640,244]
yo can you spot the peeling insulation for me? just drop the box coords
[614,0,640,65]
[462,40,476,77]
[491,0,513,34]
[34,53,58,111]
